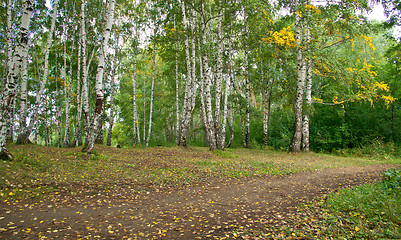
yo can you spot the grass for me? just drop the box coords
[1,143,400,201]
[291,169,401,239]
[1,143,401,238]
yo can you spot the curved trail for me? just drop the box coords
[0,164,394,239]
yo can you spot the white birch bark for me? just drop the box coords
[146,41,156,147]
[18,46,29,142]
[1,0,33,159]
[290,4,306,153]
[214,11,224,149]
[190,9,198,112]
[179,0,193,147]
[220,72,230,150]
[243,8,250,149]
[133,24,139,147]
[262,68,268,146]
[81,0,90,145]
[302,29,312,152]
[107,48,118,146]
[16,0,59,145]
[84,0,115,153]
[5,0,13,88]
[201,2,217,150]
[63,34,72,148]
[175,38,180,145]
[226,24,234,149]
[244,48,250,148]
[73,15,83,147]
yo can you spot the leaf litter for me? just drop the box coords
[0,144,397,239]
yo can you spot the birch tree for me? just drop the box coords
[146,38,157,147]
[0,0,33,159]
[4,0,14,140]
[302,29,312,152]
[5,0,13,86]
[200,0,217,150]
[174,18,180,146]
[80,0,91,147]
[17,0,59,145]
[179,0,194,147]
[214,9,224,149]
[132,21,140,147]
[83,0,116,153]
[107,42,119,146]
[73,6,83,147]
[289,0,307,153]
[63,31,72,148]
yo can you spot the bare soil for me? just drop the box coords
[0,164,395,239]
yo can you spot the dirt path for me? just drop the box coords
[0,164,395,239]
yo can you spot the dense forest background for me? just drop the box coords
[1,0,401,159]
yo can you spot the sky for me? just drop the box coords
[367,4,387,21]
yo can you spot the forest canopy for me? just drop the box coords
[1,0,401,159]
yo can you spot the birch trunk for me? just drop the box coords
[81,3,90,145]
[146,42,156,147]
[243,9,250,149]
[290,8,306,153]
[5,0,13,86]
[1,0,33,159]
[175,38,180,145]
[226,25,234,149]
[16,0,59,145]
[226,82,234,148]
[190,9,198,113]
[244,48,250,148]
[5,0,14,140]
[83,0,115,153]
[201,2,216,150]
[179,0,193,147]
[220,74,230,150]
[302,30,312,152]
[63,36,71,148]
[133,25,139,147]
[107,55,118,146]
[262,63,273,147]
[73,16,83,147]
[198,40,208,145]
[263,74,268,146]
[214,12,224,149]
[18,46,29,142]
[95,114,104,144]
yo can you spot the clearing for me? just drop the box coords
[0,144,398,239]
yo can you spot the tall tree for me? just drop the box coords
[179,0,194,147]
[83,0,116,153]
[107,41,119,147]
[0,0,33,159]
[289,0,307,152]
[200,0,217,150]
[17,0,59,145]
[132,26,140,147]
[73,2,83,147]
[80,0,91,147]
[146,38,157,147]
